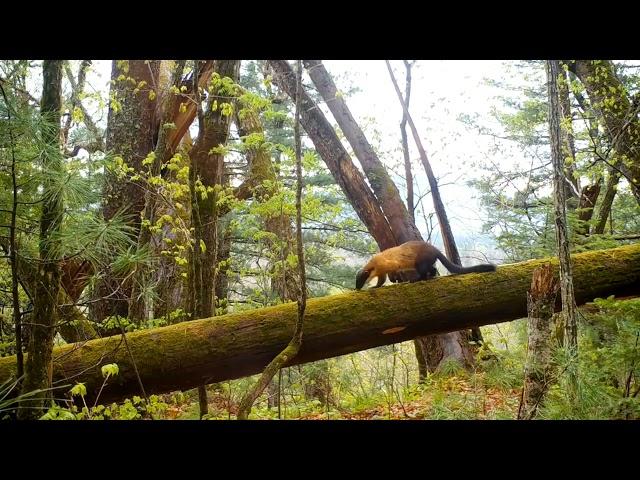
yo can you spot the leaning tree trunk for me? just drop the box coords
[304,60,421,243]
[18,60,64,419]
[269,60,397,251]
[595,167,622,234]
[2,244,637,405]
[92,60,160,323]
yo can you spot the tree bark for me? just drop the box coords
[576,181,601,236]
[571,60,640,203]
[165,61,215,156]
[595,168,621,234]
[518,263,558,419]
[401,61,415,223]
[128,60,186,323]
[268,60,397,250]
[2,244,638,405]
[386,60,481,371]
[547,60,579,396]
[0,82,25,379]
[93,60,160,322]
[557,65,580,206]
[18,60,64,419]
[304,60,421,243]
[188,60,240,320]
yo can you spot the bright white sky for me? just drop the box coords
[322,60,511,256]
[75,60,520,261]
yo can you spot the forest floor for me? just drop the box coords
[165,374,522,420]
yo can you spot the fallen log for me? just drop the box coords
[1,244,639,404]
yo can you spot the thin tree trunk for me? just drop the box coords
[18,60,64,419]
[401,60,415,223]
[547,59,579,398]
[557,64,580,206]
[0,83,24,380]
[198,385,208,419]
[237,60,307,420]
[397,61,439,378]
[386,60,479,371]
[518,264,558,419]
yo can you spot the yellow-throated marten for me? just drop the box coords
[355,240,496,289]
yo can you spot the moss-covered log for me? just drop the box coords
[1,244,639,404]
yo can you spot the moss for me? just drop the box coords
[1,244,639,404]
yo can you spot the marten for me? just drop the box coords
[355,240,496,290]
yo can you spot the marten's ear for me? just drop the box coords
[355,269,371,290]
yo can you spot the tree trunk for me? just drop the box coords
[188,60,240,320]
[518,263,558,419]
[401,61,415,223]
[0,80,25,380]
[186,60,240,416]
[128,60,186,323]
[18,60,64,419]
[386,60,480,371]
[547,59,579,396]
[234,104,297,302]
[575,181,602,236]
[595,168,621,234]
[236,60,307,420]
[557,64,580,207]
[2,244,638,405]
[304,60,421,243]
[571,60,640,203]
[398,61,435,379]
[93,60,160,323]
[198,384,209,419]
[269,60,397,250]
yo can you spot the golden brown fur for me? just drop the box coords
[356,241,495,289]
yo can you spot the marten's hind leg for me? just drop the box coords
[415,258,438,281]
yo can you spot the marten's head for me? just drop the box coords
[355,268,372,290]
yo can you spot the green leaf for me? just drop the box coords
[101,363,120,378]
[70,383,87,398]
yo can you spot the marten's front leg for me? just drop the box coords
[373,274,387,288]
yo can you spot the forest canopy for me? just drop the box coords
[1,59,639,420]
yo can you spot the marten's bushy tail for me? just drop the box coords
[435,250,496,275]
